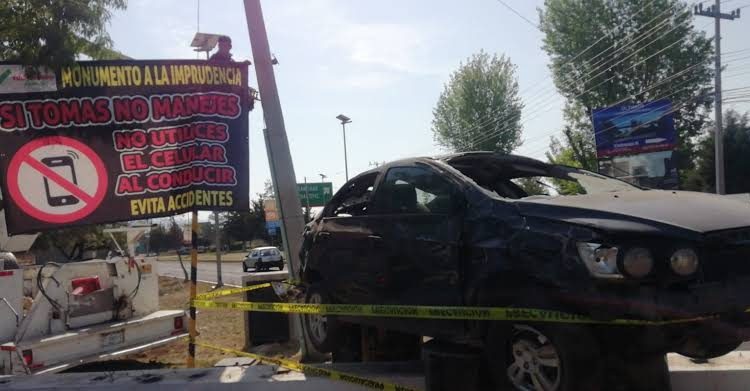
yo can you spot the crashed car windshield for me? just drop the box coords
[443,154,639,198]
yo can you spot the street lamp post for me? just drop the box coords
[336,114,352,181]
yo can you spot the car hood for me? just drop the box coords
[515,190,750,234]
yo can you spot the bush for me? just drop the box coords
[249,238,269,249]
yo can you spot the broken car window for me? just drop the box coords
[447,157,640,199]
[375,166,456,214]
[327,172,378,217]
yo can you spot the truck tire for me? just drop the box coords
[303,284,340,353]
[485,323,602,391]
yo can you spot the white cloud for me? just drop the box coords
[275,1,440,88]
[325,23,431,74]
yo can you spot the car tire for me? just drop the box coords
[304,283,340,353]
[279,263,285,271]
[242,265,248,273]
[486,323,602,391]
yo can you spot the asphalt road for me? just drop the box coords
[157,260,286,286]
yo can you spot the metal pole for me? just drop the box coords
[342,122,349,181]
[304,176,310,210]
[244,0,308,356]
[714,0,725,195]
[214,212,223,288]
[186,210,199,368]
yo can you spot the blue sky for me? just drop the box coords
[107,0,750,202]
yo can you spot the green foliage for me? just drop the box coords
[148,224,168,253]
[684,110,750,194]
[546,133,588,195]
[0,0,127,69]
[540,0,714,175]
[432,50,523,153]
[513,177,549,196]
[148,220,183,253]
[34,225,110,261]
[224,199,267,243]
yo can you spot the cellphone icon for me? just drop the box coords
[42,156,80,207]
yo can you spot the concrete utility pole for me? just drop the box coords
[243,0,308,354]
[243,0,305,279]
[214,212,223,288]
[695,1,742,194]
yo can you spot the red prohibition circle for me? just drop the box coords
[6,136,108,224]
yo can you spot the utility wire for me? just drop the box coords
[467,18,712,150]
[520,80,750,157]
[466,10,715,150]
[523,90,711,158]
[519,70,711,155]
[464,0,662,140]
[518,60,718,150]
[456,1,697,150]
[495,0,539,30]
[511,2,659,101]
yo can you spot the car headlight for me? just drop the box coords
[576,242,621,279]
[620,247,654,278]
[670,248,699,276]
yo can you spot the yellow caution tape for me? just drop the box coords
[195,341,419,391]
[192,299,712,325]
[195,283,272,300]
[194,282,720,326]
[194,280,302,301]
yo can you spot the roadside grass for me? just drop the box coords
[157,251,247,263]
[124,276,298,368]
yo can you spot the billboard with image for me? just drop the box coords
[592,100,676,158]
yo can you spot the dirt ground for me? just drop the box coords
[121,276,299,369]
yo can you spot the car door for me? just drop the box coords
[368,164,464,307]
[309,172,381,304]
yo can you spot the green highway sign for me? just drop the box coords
[297,182,333,207]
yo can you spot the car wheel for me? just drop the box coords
[279,263,285,271]
[486,324,601,391]
[304,284,340,353]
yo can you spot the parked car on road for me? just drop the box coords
[243,246,284,272]
[300,152,750,390]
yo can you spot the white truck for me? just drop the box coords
[0,216,187,375]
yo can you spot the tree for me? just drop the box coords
[147,221,183,254]
[166,219,185,249]
[148,224,168,254]
[432,50,523,153]
[514,177,550,196]
[540,0,714,177]
[34,225,110,261]
[0,0,128,69]
[685,110,750,194]
[224,198,267,245]
[545,134,588,195]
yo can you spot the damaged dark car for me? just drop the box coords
[300,152,750,390]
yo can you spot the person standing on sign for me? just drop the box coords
[209,35,257,111]
[209,36,234,63]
